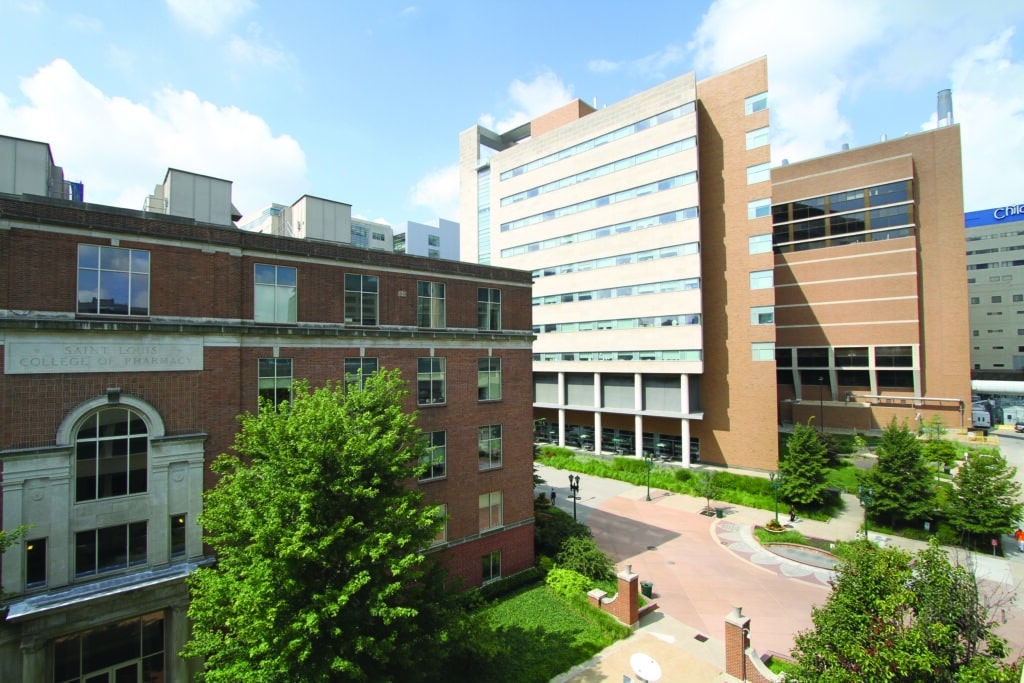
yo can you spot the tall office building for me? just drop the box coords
[460,59,972,466]
[771,127,972,432]
[965,202,1024,376]
[460,58,778,468]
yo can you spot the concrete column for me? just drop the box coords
[557,373,566,447]
[593,373,602,453]
[634,414,644,459]
[680,419,691,468]
[167,606,192,683]
[1,482,24,596]
[634,373,644,458]
[21,637,46,683]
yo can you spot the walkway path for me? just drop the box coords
[536,462,1024,679]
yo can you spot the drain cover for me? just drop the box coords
[646,545,658,551]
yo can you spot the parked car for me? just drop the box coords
[1015,422,1024,433]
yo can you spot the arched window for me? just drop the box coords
[75,408,148,502]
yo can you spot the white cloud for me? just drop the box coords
[399,6,418,18]
[166,0,254,36]
[479,71,575,133]
[228,22,292,69]
[0,58,307,217]
[588,58,620,74]
[936,29,1024,210]
[66,13,102,32]
[410,163,459,223]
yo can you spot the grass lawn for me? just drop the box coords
[450,582,629,683]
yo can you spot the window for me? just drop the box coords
[345,274,379,325]
[479,491,503,531]
[752,342,775,361]
[875,346,913,367]
[750,270,774,289]
[344,357,379,389]
[478,288,502,330]
[258,358,293,409]
[372,232,386,242]
[75,521,147,578]
[417,357,446,405]
[751,306,774,325]
[420,431,446,481]
[432,504,447,546]
[749,234,772,254]
[745,92,768,115]
[482,550,501,584]
[748,198,771,220]
[970,297,980,304]
[478,357,502,401]
[478,425,502,470]
[25,538,46,588]
[254,264,297,323]
[992,295,1003,303]
[1013,294,1023,303]
[54,613,164,683]
[973,330,979,337]
[170,515,186,558]
[745,127,770,150]
[351,225,369,248]
[428,234,441,247]
[747,163,771,184]
[417,281,446,328]
[75,408,148,502]
[77,244,150,316]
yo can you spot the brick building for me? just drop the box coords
[0,134,534,681]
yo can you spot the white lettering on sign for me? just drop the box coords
[5,338,204,374]
[992,204,1024,220]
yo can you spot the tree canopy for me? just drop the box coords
[947,451,1023,547]
[184,371,459,682]
[779,420,830,506]
[860,418,935,527]
[791,539,1020,682]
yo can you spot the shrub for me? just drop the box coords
[537,555,555,575]
[535,503,590,558]
[545,567,592,601]
[478,567,543,602]
[556,536,615,582]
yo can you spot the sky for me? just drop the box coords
[1,0,1022,230]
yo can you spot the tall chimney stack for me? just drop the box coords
[937,89,954,127]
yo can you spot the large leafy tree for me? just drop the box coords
[947,451,1023,548]
[860,418,935,527]
[778,420,829,506]
[184,371,459,682]
[791,539,1020,682]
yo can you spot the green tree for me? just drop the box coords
[778,421,829,506]
[555,536,614,582]
[184,372,459,682]
[860,418,935,527]
[695,470,722,515]
[947,451,1023,548]
[791,539,1020,682]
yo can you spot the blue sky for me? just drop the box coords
[1,0,1022,229]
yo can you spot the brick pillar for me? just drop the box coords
[616,567,640,628]
[724,606,751,680]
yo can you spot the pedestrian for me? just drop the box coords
[789,506,796,523]
[550,488,557,505]
[1015,528,1024,553]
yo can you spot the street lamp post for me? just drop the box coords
[645,453,653,502]
[569,474,580,522]
[858,485,874,538]
[769,471,783,525]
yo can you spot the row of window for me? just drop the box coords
[419,424,505,483]
[965,227,1024,242]
[259,356,505,410]
[776,368,915,389]
[970,294,1024,304]
[966,243,1024,256]
[531,277,700,306]
[499,102,695,180]
[532,243,699,280]
[24,515,186,588]
[772,180,910,224]
[77,245,504,330]
[500,138,696,206]
[500,207,699,258]
[967,259,1024,271]
[772,205,914,247]
[775,345,914,368]
[972,329,1024,336]
[533,349,702,362]
[500,172,698,233]
[533,313,701,335]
